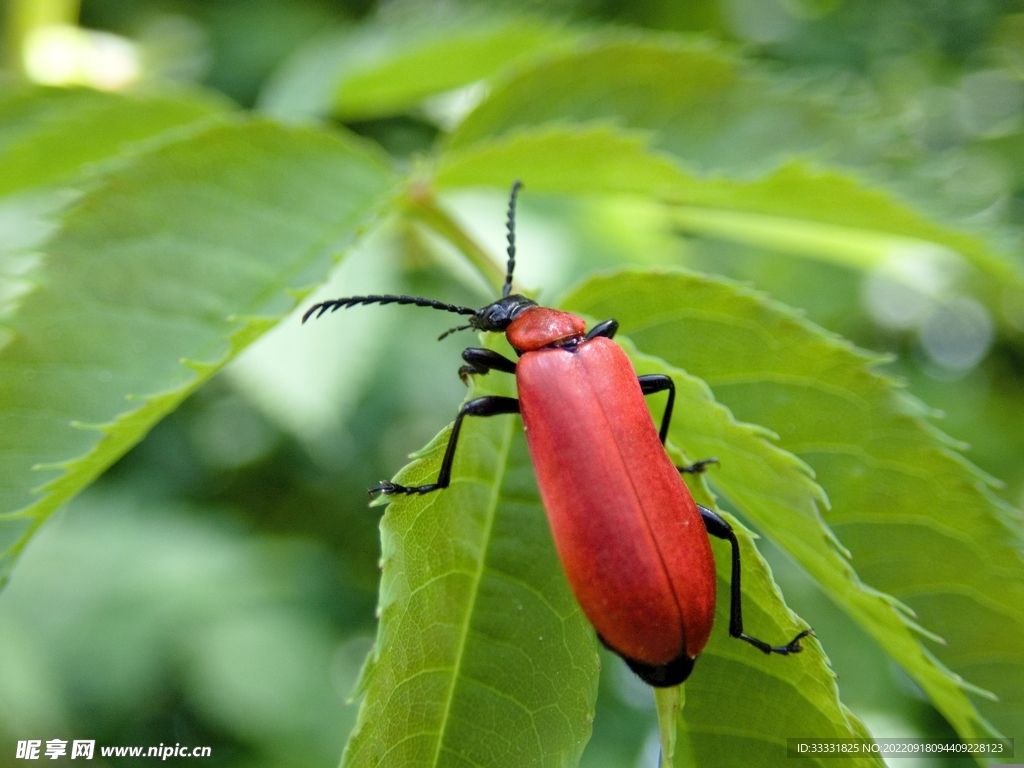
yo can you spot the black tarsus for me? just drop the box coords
[503,181,523,299]
[301,294,478,324]
[677,458,718,474]
[697,504,813,655]
[371,396,520,496]
[638,373,676,445]
[458,348,517,384]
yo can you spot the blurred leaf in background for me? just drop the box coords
[1,0,1024,767]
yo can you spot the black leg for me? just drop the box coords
[677,458,719,474]
[458,348,517,385]
[638,373,718,466]
[586,318,618,341]
[698,504,812,655]
[638,374,675,444]
[373,396,520,496]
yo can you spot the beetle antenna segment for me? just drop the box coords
[502,180,523,298]
[438,324,472,341]
[301,294,478,324]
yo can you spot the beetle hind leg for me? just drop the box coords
[370,479,440,496]
[741,628,814,655]
[698,504,812,657]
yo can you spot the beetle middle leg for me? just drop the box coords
[638,374,719,470]
[637,374,676,444]
[678,458,719,474]
[372,396,520,496]
[698,504,812,655]
[458,348,517,385]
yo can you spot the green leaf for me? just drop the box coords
[0,119,396,584]
[564,270,1020,743]
[435,125,1024,313]
[0,85,227,197]
[447,34,871,190]
[0,87,229,325]
[440,33,1024,320]
[260,13,568,123]
[333,18,568,122]
[436,124,688,197]
[343,354,599,767]
[447,36,740,156]
[0,489,356,764]
[347,335,880,767]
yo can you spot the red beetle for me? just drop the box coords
[304,182,809,686]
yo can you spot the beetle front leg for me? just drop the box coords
[372,396,520,496]
[698,504,812,655]
[458,348,517,385]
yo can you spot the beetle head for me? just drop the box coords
[437,294,536,340]
[472,294,537,332]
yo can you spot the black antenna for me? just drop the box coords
[502,180,523,298]
[302,294,478,324]
[438,324,473,341]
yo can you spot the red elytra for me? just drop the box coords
[302,181,810,687]
[516,332,716,664]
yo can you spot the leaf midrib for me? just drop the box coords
[428,414,518,768]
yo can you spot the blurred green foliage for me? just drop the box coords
[2,0,1024,766]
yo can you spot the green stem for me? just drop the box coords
[404,189,507,295]
[668,205,963,280]
[655,684,683,768]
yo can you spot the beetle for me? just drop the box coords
[303,181,810,686]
